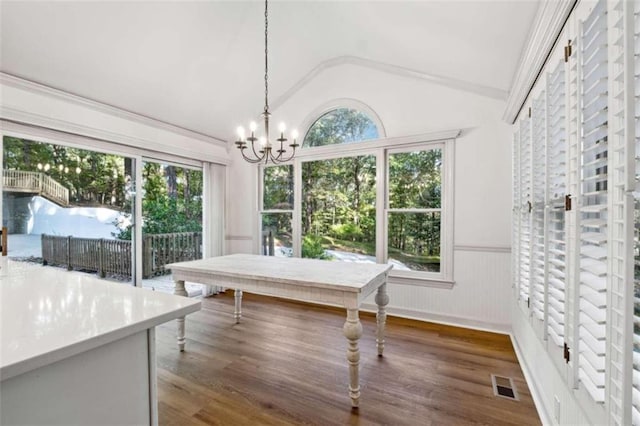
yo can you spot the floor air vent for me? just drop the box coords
[491,374,519,401]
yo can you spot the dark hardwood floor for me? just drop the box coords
[155,292,540,425]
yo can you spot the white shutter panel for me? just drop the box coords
[513,130,521,295]
[605,0,636,423]
[567,21,581,382]
[546,60,568,347]
[631,1,640,424]
[578,0,608,403]
[519,117,532,304]
[531,95,547,321]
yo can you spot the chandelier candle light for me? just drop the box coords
[235,0,299,164]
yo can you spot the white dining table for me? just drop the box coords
[167,253,393,407]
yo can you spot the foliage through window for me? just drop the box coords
[387,149,442,272]
[261,165,293,256]
[301,155,376,260]
[260,107,453,282]
[303,108,379,147]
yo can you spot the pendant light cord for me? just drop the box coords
[264,0,269,114]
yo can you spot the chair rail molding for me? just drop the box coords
[502,0,577,124]
[454,245,511,253]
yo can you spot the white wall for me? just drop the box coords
[226,63,514,332]
[0,74,229,164]
[1,75,231,247]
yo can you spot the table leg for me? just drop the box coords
[343,308,363,408]
[174,279,188,351]
[234,289,243,324]
[375,283,389,356]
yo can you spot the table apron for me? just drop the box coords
[170,271,388,309]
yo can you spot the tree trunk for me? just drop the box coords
[166,166,177,199]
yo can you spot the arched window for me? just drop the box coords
[303,108,379,147]
[259,100,456,286]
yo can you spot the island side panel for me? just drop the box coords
[1,331,151,425]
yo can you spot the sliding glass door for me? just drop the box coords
[140,159,203,284]
[2,136,137,284]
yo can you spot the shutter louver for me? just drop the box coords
[519,117,532,303]
[578,0,608,403]
[531,95,547,321]
[631,0,640,423]
[513,130,521,294]
[546,61,567,347]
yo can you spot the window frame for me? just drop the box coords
[258,128,458,288]
[385,142,451,283]
[1,123,212,288]
[258,164,294,257]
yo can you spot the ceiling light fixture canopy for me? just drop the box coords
[235,0,298,164]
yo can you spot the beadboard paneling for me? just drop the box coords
[362,249,512,333]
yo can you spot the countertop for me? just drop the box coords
[0,258,200,381]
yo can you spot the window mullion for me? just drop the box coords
[293,158,302,258]
[376,148,385,264]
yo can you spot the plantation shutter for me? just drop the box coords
[531,95,547,321]
[513,129,521,294]
[577,0,608,403]
[631,0,640,423]
[546,61,568,347]
[519,117,532,304]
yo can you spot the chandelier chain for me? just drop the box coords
[264,0,269,113]
[235,0,298,165]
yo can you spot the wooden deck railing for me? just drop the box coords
[3,170,69,206]
[42,232,202,279]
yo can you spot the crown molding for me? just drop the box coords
[0,72,228,147]
[502,0,577,124]
[270,56,508,112]
[0,109,229,165]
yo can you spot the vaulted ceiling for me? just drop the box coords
[0,1,539,142]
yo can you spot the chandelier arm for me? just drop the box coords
[240,148,266,164]
[249,140,263,159]
[274,146,296,164]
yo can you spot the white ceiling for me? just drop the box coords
[0,1,539,142]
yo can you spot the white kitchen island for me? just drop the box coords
[168,253,392,408]
[0,258,201,425]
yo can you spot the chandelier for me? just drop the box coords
[235,0,299,164]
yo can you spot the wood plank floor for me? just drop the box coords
[156,292,540,425]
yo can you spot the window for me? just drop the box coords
[510,0,640,422]
[260,105,456,285]
[140,160,204,278]
[387,148,442,273]
[303,108,379,147]
[2,136,137,283]
[301,155,376,261]
[2,128,210,291]
[260,164,293,256]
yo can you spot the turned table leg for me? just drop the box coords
[234,289,243,324]
[343,308,363,408]
[174,279,188,351]
[375,283,389,356]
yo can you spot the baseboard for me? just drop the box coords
[360,303,511,335]
[509,333,553,426]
